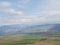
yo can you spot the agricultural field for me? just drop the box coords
[0,33,60,45]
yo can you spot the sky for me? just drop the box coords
[0,0,60,26]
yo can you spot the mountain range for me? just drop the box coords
[0,24,60,35]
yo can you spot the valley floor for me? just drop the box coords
[0,34,60,45]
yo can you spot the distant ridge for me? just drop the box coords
[0,24,60,35]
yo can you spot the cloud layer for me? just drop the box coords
[0,0,60,25]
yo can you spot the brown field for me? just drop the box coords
[32,42,60,45]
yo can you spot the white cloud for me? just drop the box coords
[0,2,12,7]
[0,15,45,25]
[48,0,60,10]
[34,0,60,24]
[0,9,23,15]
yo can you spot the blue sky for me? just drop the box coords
[0,0,60,26]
